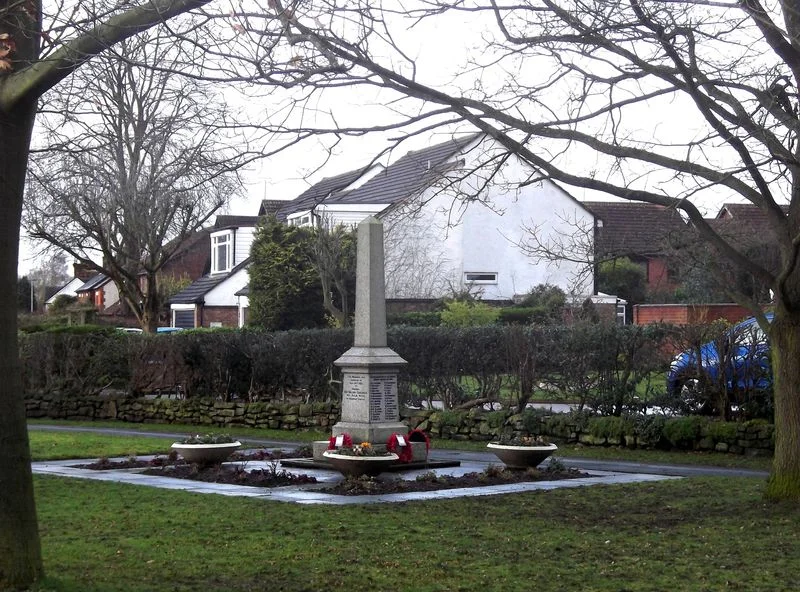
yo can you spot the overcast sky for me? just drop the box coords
[17,3,742,277]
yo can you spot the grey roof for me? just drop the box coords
[169,274,228,304]
[259,200,288,218]
[582,201,688,257]
[333,133,482,206]
[277,133,483,217]
[169,259,250,304]
[76,273,108,292]
[276,168,369,219]
[235,285,250,297]
[214,215,259,230]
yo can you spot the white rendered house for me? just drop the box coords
[277,133,596,302]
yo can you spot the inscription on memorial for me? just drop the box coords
[342,373,367,403]
[369,373,398,422]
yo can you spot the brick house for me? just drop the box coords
[138,227,213,296]
[627,202,782,325]
[75,273,119,312]
[582,201,688,295]
[169,216,259,328]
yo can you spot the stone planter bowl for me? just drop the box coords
[486,442,558,469]
[170,441,241,464]
[322,451,399,477]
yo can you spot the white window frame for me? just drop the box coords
[211,231,233,274]
[616,303,627,325]
[171,304,197,329]
[464,272,498,285]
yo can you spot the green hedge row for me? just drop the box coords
[387,306,569,327]
[20,324,673,413]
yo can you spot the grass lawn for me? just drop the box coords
[28,418,329,443]
[29,432,177,461]
[32,475,797,592]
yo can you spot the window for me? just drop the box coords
[616,303,627,325]
[173,309,196,329]
[211,231,233,273]
[464,272,498,284]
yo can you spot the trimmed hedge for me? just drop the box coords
[19,324,672,409]
[24,322,773,422]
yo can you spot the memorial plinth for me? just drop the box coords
[332,216,407,443]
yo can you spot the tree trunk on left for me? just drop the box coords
[0,102,44,588]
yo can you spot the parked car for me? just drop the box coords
[667,314,772,414]
[117,327,183,334]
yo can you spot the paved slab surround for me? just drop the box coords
[32,453,681,505]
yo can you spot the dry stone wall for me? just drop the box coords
[25,394,773,456]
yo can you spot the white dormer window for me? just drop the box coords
[211,231,233,273]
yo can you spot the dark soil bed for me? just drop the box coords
[141,463,319,487]
[74,449,589,494]
[321,466,590,496]
[75,447,317,488]
[75,447,311,471]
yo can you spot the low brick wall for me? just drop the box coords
[25,394,774,456]
[633,303,753,325]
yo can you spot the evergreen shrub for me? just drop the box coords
[663,416,709,448]
[387,311,442,326]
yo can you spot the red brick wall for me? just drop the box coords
[634,303,753,326]
[202,306,239,328]
[161,242,209,281]
[646,258,681,293]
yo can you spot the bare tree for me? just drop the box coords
[25,30,247,332]
[0,1,223,587]
[514,211,598,298]
[27,252,70,312]
[383,201,461,299]
[310,219,356,327]
[227,0,800,500]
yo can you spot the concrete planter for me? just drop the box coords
[170,441,241,464]
[322,451,399,477]
[486,442,558,469]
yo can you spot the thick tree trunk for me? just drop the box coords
[766,309,800,501]
[0,105,44,588]
[139,273,160,333]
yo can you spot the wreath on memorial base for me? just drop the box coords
[328,433,353,450]
[408,428,431,453]
[386,432,414,463]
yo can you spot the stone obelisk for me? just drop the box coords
[332,216,407,443]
